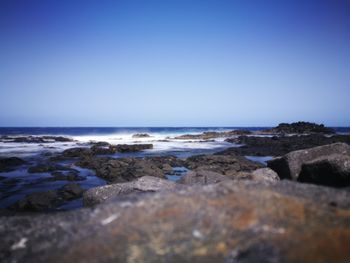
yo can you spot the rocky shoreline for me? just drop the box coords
[1,122,350,262]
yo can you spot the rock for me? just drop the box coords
[263,121,335,134]
[222,134,350,156]
[77,157,165,183]
[9,184,85,212]
[50,171,85,181]
[178,170,230,185]
[268,143,350,181]
[28,163,76,173]
[250,168,279,182]
[1,180,350,262]
[173,130,252,140]
[59,183,85,200]
[90,141,111,147]
[132,133,151,138]
[90,145,117,155]
[9,190,59,211]
[0,157,26,172]
[298,154,350,187]
[185,153,263,176]
[83,176,185,207]
[0,135,73,143]
[114,144,153,152]
[62,147,92,158]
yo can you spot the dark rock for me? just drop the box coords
[1,180,350,262]
[223,134,350,156]
[59,183,84,200]
[263,121,335,134]
[268,142,350,181]
[185,153,263,177]
[90,145,117,155]
[62,147,92,158]
[10,190,60,211]
[28,163,75,173]
[83,176,185,207]
[114,144,153,152]
[0,135,73,143]
[50,171,85,181]
[0,157,26,172]
[10,184,84,212]
[173,130,252,140]
[90,141,111,147]
[298,154,350,187]
[132,133,151,138]
[76,157,165,183]
[178,170,230,185]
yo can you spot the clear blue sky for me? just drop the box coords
[0,0,349,126]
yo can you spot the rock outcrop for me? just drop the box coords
[263,121,335,134]
[298,154,350,187]
[185,153,263,177]
[268,143,350,183]
[0,157,26,172]
[1,180,350,262]
[83,176,185,207]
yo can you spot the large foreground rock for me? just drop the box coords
[268,143,350,181]
[83,176,185,207]
[1,180,350,262]
[298,154,350,187]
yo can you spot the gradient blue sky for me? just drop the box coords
[0,0,349,126]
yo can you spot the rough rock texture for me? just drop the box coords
[62,147,93,158]
[83,176,185,207]
[268,143,350,181]
[9,184,85,212]
[1,180,350,262]
[0,135,74,143]
[178,170,230,185]
[223,134,350,156]
[264,121,335,134]
[132,133,151,138]
[114,144,153,152]
[28,163,76,173]
[298,154,350,187]
[0,157,26,172]
[185,154,262,177]
[77,157,165,183]
[250,168,280,182]
[173,130,251,140]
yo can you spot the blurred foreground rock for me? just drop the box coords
[1,180,350,262]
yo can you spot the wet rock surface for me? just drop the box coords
[224,134,350,156]
[0,135,74,143]
[267,143,350,182]
[132,133,151,138]
[76,156,165,183]
[1,180,350,262]
[173,130,252,140]
[263,121,335,134]
[83,176,185,207]
[185,153,263,177]
[9,183,85,212]
[0,157,26,172]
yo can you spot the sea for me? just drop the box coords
[1,127,349,211]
